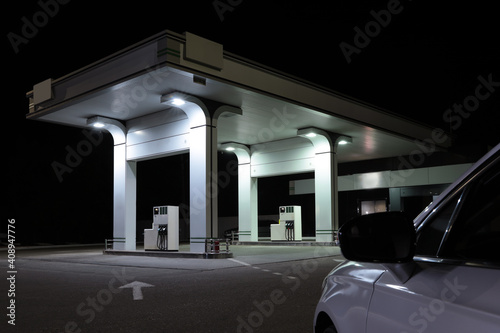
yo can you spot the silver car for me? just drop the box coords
[314,143,500,332]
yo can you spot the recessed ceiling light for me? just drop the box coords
[171,98,185,106]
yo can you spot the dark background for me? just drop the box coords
[4,0,500,244]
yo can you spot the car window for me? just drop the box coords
[415,191,463,257]
[440,159,500,263]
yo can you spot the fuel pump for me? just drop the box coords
[270,206,302,241]
[144,205,179,251]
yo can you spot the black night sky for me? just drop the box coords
[4,0,500,244]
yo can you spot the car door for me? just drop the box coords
[366,155,500,333]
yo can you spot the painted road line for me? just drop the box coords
[228,258,252,266]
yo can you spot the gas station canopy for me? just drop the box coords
[27,30,447,162]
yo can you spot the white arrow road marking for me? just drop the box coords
[119,281,154,300]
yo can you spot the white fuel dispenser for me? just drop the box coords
[144,205,179,251]
[270,205,302,241]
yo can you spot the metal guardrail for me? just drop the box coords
[205,238,231,254]
[228,231,340,245]
[104,238,126,250]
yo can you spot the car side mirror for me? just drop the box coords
[339,212,416,263]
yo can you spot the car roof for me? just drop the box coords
[413,141,500,227]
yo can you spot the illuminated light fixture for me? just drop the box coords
[220,142,251,164]
[337,136,353,145]
[160,92,188,107]
[297,127,353,150]
[86,116,127,145]
[87,116,109,128]
[171,98,185,106]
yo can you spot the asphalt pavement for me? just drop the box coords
[1,244,344,332]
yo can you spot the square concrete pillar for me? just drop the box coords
[314,152,338,242]
[238,163,258,241]
[297,128,349,243]
[189,125,218,252]
[219,143,257,242]
[113,144,137,250]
